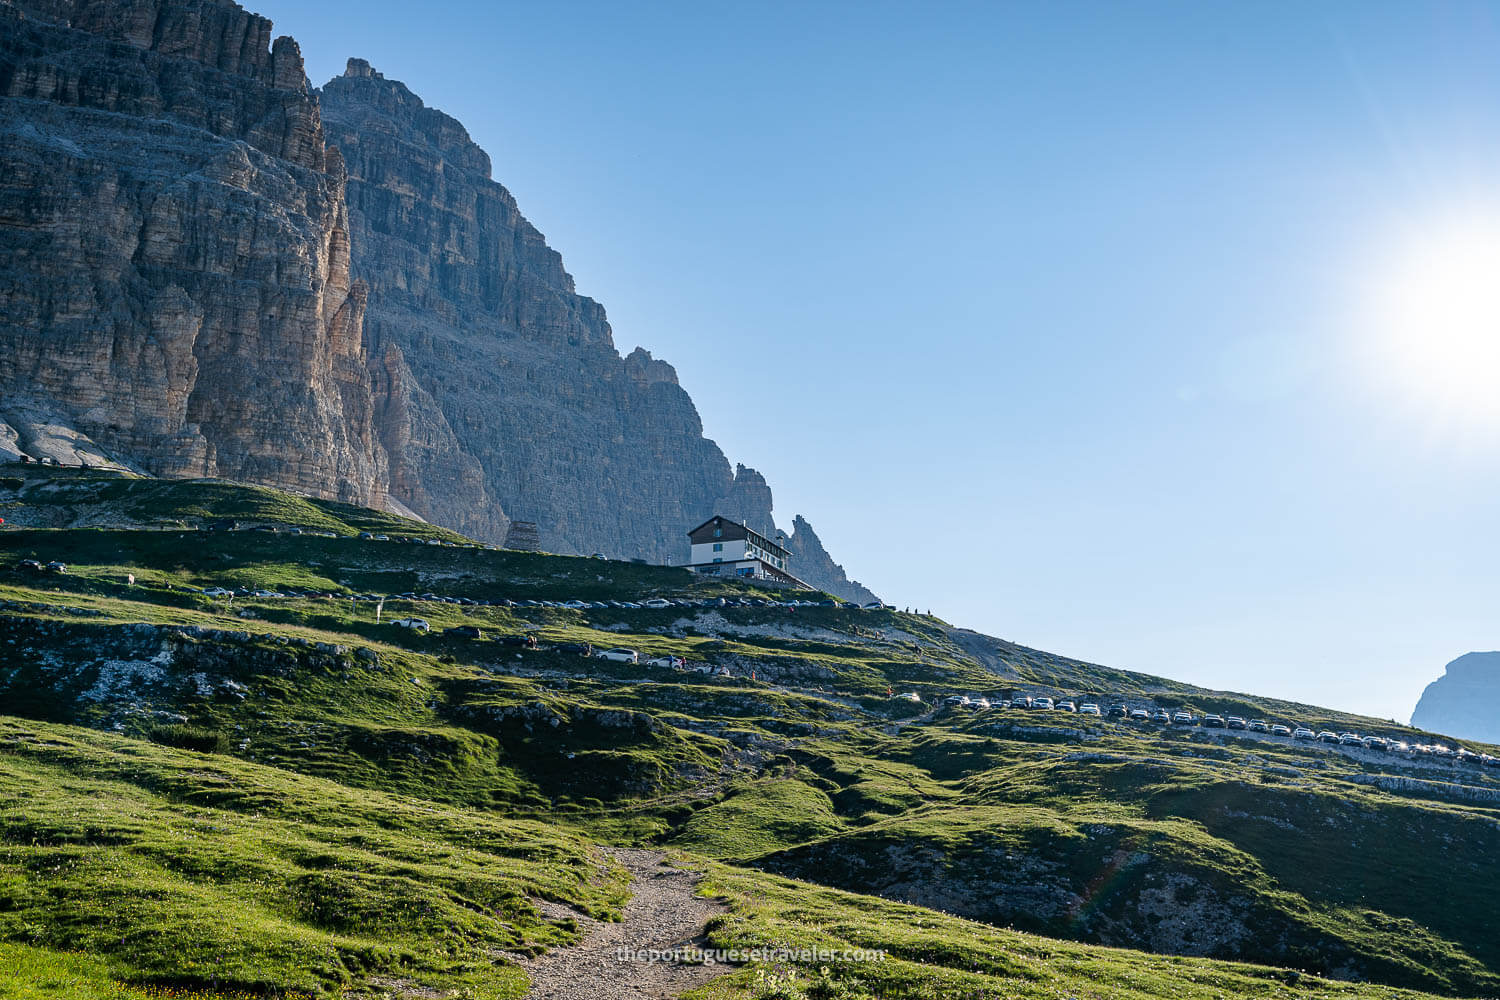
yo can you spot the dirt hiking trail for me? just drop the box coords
[520,848,733,999]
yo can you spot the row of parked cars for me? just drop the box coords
[938,695,1500,767]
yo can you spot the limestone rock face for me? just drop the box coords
[320,61,730,557]
[1411,652,1500,743]
[0,1,875,601]
[786,516,877,605]
[0,0,387,504]
[318,61,875,601]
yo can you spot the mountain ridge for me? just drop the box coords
[1411,650,1500,743]
[0,0,876,602]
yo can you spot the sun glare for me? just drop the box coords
[1361,208,1500,431]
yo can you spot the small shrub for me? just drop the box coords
[147,724,229,754]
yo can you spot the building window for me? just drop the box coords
[712,542,722,552]
[713,528,722,538]
[712,557,721,563]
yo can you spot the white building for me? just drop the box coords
[683,515,807,587]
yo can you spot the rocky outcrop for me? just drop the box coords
[0,0,387,504]
[786,516,877,604]
[1411,652,1500,743]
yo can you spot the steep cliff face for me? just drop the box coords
[0,0,386,503]
[1411,652,1500,743]
[787,516,877,605]
[0,1,875,601]
[319,60,732,557]
[318,60,875,601]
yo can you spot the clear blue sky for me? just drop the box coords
[253,0,1500,722]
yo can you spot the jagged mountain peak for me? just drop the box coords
[0,0,877,602]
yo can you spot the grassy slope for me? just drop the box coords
[1,470,1497,999]
[0,717,627,999]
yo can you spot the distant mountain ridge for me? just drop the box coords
[0,0,875,602]
[1411,651,1500,743]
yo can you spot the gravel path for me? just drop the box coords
[520,848,733,999]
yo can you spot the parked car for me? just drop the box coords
[202,587,233,597]
[643,598,673,609]
[1248,719,1270,733]
[1012,696,1033,709]
[1338,732,1362,746]
[45,561,67,574]
[1389,740,1411,753]
[561,600,589,609]
[1107,704,1128,718]
[1055,700,1077,712]
[1362,736,1388,751]
[1270,724,1292,737]
[1317,731,1340,744]
[1079,703,1102,716]
[596,647,639,663]
[971,697,991,710]
[496,634,538,648]
[1129,708,1150,721]
[445,626,482,639]
[16,559,42,574]
[1202,714,1226,728]
[391,618,430,632]
[1150,709,1171,724]
[555,642,594,657]
[1173,711,1194,725]
[1226,716,1247,730]
[900,692,923,703]
[1031,697,1054,710]
[943,695,970,707]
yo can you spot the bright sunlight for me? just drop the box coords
[1362,207,1500,431]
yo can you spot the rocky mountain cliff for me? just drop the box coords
[317,58,874,601]
[0,0,388,504]
[1411,651,1500,743]
[0,0,875,602]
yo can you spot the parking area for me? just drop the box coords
[935,695,1500,769]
